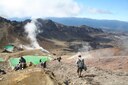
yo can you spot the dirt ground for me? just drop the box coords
[0,68,58,85]
[1,42,128,85]
[46,47,128,85]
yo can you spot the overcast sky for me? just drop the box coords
[0,0,127,21]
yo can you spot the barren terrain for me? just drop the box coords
[1,39,128,85]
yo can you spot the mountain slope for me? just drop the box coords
[36,18,103,41]
[0,16,29,48]
[0,17,104,48]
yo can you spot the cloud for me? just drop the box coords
[87,8,112,14]
[0,0,81,18]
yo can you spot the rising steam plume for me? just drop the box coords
[68,42,93,60]
[24,19,49,53]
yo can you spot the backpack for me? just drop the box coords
[77,59,87,71]
[77,59,84,68]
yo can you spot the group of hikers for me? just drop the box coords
[14,56,47,71]
[14,55,62,71]
[1,54,86,78]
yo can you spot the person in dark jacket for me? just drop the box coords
[19,56,26,69]
[14,64,20,71]
[0,69,6,74]
[40,59,47,68]
[76,55,86,77]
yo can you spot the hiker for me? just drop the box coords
[0,69,6,74]
[57,57,62,62]
[76,55,87,77]
[14,64,20,71]
[28,62,33,67]
[53,57,62,62]
[64,80,69,85]
[40,59,47,68]
[19,56,26,69]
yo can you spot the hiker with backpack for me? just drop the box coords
[39,59,47,68]
[0,69,6,74]
[53,56,62,62]
[14,64,20,71]
[19,56,26,69]
[76,55,87,78]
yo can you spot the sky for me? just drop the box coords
[0,0,128,21]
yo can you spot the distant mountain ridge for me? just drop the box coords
[48,17,128,31]
[35,18,103,41]
[9,17,128,31]
[0,16,103,48]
